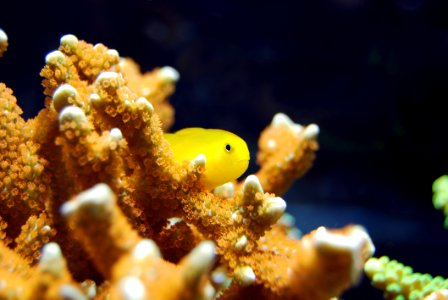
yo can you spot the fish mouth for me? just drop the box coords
[236,159,250,165]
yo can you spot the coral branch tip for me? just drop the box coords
[133,239,161,260]
[243,175,263,194]
[304,123,319,139]
[0,29,7,42]
[181,240,216,284]
[60,34,79,48]
[262,197,287,222]
[136,97,154,114]
[59,106,87,124]
[235,266,256,286]
[45,50,65,65]
[60,183,114,217]
[39,242,64,276]
[118,276,146,300]
[191,154,206,168]
[158,66,180,82]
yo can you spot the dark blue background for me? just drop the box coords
[1,0,448,298]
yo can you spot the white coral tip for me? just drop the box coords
[59,106,87,125]
[263,197,286,222]
[186,240,215,269]
[182,241,216,284]
[110,128,123,141]
[133,239,161,260]
[136,97,154,113]
[40,243,64,276]
[81,280,97,299]
[89,93,101,105]
[243,175,263,194]
[45,50,65,65]
[426,290,448,300]
[0,29,7,42]
[118,277,146,300]
[304,123,319,139]
[235,235,248,250]
[106,49,120,59]
[53,84,78,112]
[203,283,216,300]
[191,154,206,168]
[363,257,384,274]
[272,113,303,134]
[272,113,293,126]
[235,266,256,286]
[96,71,120,83]
[314,226,375,284]
[59,285,87,300]
[60,34,78,47]
[211,268,230,285]
[158,66,180,82]
[60,183,114,217]
[213,182,235,198]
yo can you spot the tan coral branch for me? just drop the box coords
[255,113,319,196]
[61,183,141,279]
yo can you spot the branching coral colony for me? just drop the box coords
[363,177,448,300]
[0,31,377,300]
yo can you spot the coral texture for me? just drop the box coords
[364,176,448,300]
[0,33,375,299]
[433,175,448,229]
[365,256,448,300]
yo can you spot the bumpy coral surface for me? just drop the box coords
[433,175,448,229]
[0,33,375,299]
[365,256,448,300]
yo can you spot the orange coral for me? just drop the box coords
[0,33,374,299]
[256,113,319,196]
[0,83,50,243]
[119,58,176,131]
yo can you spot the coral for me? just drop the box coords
[0,28,7,57]
[365,175,448,300]
[364,256,448,300]
[255,113,319,196]
[0,33,374,299]
[425,290,448,300]
[118,58,177,131]
[433,175,448,229]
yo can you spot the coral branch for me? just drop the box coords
[21,243,82,300]
[119,59,177,131]
[14,213,55,263]
[255,113,319,196]
[365,256,448,300]
[0,33,375,300]
[0,83,49,240]
[433,175,448,228]
[61,183,140,279]
[111,239,217,300]
[0,28,7,57]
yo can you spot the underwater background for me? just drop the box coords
[1,0,448,298]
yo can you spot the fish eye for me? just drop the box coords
[225,143,232,152]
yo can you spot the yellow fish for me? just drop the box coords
[164,128,250,190]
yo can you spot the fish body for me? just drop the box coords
[164,128,250,189]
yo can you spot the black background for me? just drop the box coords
[1,0,448,298]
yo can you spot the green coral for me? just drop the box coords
[433,175,448,228]
[364,256,448,300]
